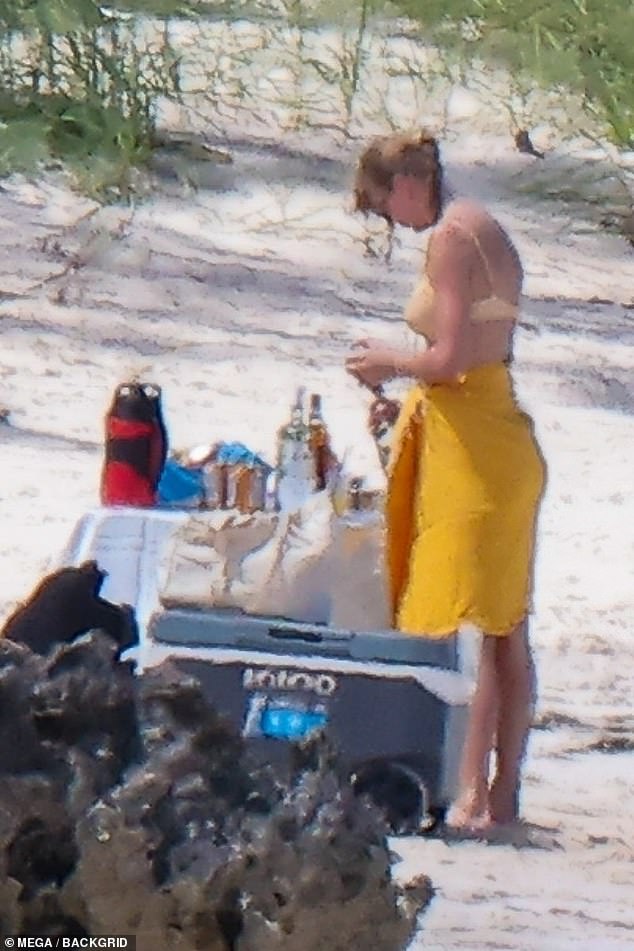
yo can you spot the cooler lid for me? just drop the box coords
[148,608,459,671]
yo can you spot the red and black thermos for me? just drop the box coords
[100,382,168,507]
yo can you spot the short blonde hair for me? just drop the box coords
[353,130,443,220]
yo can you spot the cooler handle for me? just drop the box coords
[267,625,323,643]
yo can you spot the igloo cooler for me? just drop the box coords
[147,607,478,827]
[57,507,478,829]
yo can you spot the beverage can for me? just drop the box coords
[225,463,242,510]
[225,463,266,514]
[235,464,254,513]
[249,464,268,512]
[203,461,227,509]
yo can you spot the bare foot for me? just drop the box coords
[446,785,490,831]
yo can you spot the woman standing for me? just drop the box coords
[345,131,546,830]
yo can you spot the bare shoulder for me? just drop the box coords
[440,198,523,278]
[442,198,499,234]
[427,202,480,274]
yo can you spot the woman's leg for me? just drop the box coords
[489,619,536,824]
[447,635,498,828]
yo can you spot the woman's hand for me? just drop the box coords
[345,339,406,390]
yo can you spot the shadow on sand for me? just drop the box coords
[437,819,564,851]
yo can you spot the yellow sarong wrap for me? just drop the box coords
[386,363,545,637]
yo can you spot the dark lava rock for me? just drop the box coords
[0,626,431,948]
[2,560,138,659]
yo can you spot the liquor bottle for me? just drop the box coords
[369,385,397,471]
[275,387,315,510]
[308,393,334,491]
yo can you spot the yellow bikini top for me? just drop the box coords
[405,225,519,341]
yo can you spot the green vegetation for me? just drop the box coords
[0,0,632,221]
[0,0,188,199]
[395,0,634,150]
